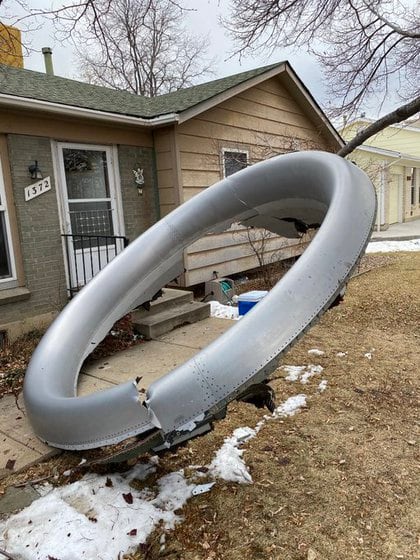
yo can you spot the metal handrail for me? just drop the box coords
[61,234,129,297]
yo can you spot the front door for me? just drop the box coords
[57,143,125,293]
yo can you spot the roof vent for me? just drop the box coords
[42,47,54,76]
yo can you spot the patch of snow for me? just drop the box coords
[308,348,325,356]
[273,394,307,418]
[0,467,194,560]
[207,396,308,484]
[281,364,323,384]
[209,301,239,320]
[366,238,420,253]
[0,393,310,559]
[282,365,306,381]
[124,458,158,482]
[364,348,375,360]
[209,427,256,484]
[300,365,324,384]
[318,380,328,393]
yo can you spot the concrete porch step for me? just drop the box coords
[132,288,211,339]
[132,288,193,321]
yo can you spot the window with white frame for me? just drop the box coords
[410,167,417,206]
[223,149,248,178]
[0,161,16,286]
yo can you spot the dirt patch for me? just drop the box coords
[0,314,143,399]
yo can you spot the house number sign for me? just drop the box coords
[25,176,52,202]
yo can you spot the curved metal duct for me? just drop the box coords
[23,151,376,451]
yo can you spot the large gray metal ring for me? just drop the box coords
[23,151,376,450]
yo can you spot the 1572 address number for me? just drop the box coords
[24,176,52,202]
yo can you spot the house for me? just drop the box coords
[341,118,420,228]
[0,60,343,341]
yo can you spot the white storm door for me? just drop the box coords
[57,144,124,292]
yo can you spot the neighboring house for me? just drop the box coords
[0,60,342,341]
[341,118,420,228]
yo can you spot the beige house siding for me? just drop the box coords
[342,121,420,158]
[407,167,420,221]
[0,108,153,148]
[348,150,420,226]
[153,126,184,218]
[364,128,420,159]
[176,77,337,285]
[342,120,420,225]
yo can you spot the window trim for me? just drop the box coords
[0,158,17,288]
[221,148,249,179]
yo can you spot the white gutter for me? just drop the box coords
[0,93,179,127]
[358,144,420,164]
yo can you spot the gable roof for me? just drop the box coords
[0,62,280,119]
[147,63,281,116]
[0,61,343,145]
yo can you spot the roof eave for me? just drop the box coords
[0,93,179,127]
[176,63,288,124]
[344,116,420,134]
[357,144,420,164]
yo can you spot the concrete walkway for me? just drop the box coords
[0,317,234,480]
[371,218,420,241]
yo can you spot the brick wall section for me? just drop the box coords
[0,140,160,330]
[1,134,67,325]
[118,145,160,242]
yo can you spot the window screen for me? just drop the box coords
[223,151,248,177]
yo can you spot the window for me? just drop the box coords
[0,160,16,286]
[410,167,416,206]
[223,150,248,178]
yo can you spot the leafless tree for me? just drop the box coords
[227,0,420,152]
[0,0,213,96]
[74,0,214,96]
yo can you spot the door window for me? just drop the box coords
[63,148,115,249]
[58,144,124,293]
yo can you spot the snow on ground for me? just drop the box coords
[318,380,328,393]
[209,395,308,484]
[209,427,256,484]
[281,364,324,384]
[0,468,193,560]
[0,394,309,559]
[209,300,239,320]
[366,238,420,253]
[272,394,307,418]
[308,348,325,356]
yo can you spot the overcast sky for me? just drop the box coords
[3,1,328,106]
[1,0,396,119]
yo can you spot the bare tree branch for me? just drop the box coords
[338,95,420,156]
[226,0,420,118]
[362,0,420,39]
[74,0,214,96]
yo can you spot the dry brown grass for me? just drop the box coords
[130,252,419,560]
[1,253,419,560]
